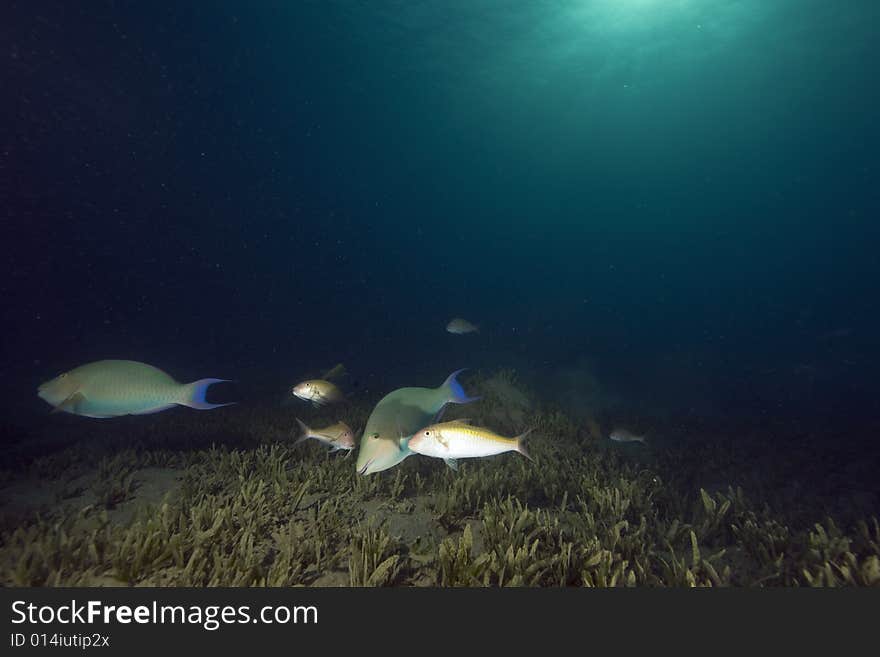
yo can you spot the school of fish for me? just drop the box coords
[37,319,647,475]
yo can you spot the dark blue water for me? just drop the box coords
[3,2,879,455]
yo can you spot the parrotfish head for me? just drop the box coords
[37,371,78,407]
[356,432,408,476]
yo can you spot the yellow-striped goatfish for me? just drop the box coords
[37,360,231,418]
[406,420,533,470]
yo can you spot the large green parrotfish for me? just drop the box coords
[355,369,479,476]
[37,360,232,418]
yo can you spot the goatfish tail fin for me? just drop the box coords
[182,378,234,410]
[516,427,535,462]
[443,369,481,404]
[294,418,313,446]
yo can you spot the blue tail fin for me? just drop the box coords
[442,369,481,404]
[185,378,235,410]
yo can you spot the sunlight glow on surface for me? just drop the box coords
[596,0,694,10]
[564,0,727,43]
[577,0,700,25]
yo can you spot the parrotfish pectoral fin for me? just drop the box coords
[394,416,413,452]
[51,391,85,414]
[184,378,234,410]
[444,458,459,472]
[443,369,481,404]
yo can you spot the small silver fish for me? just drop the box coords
[446,318,479,334]
[609,428,647,444]
[291,379,344,406]
[294,418,356,454]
